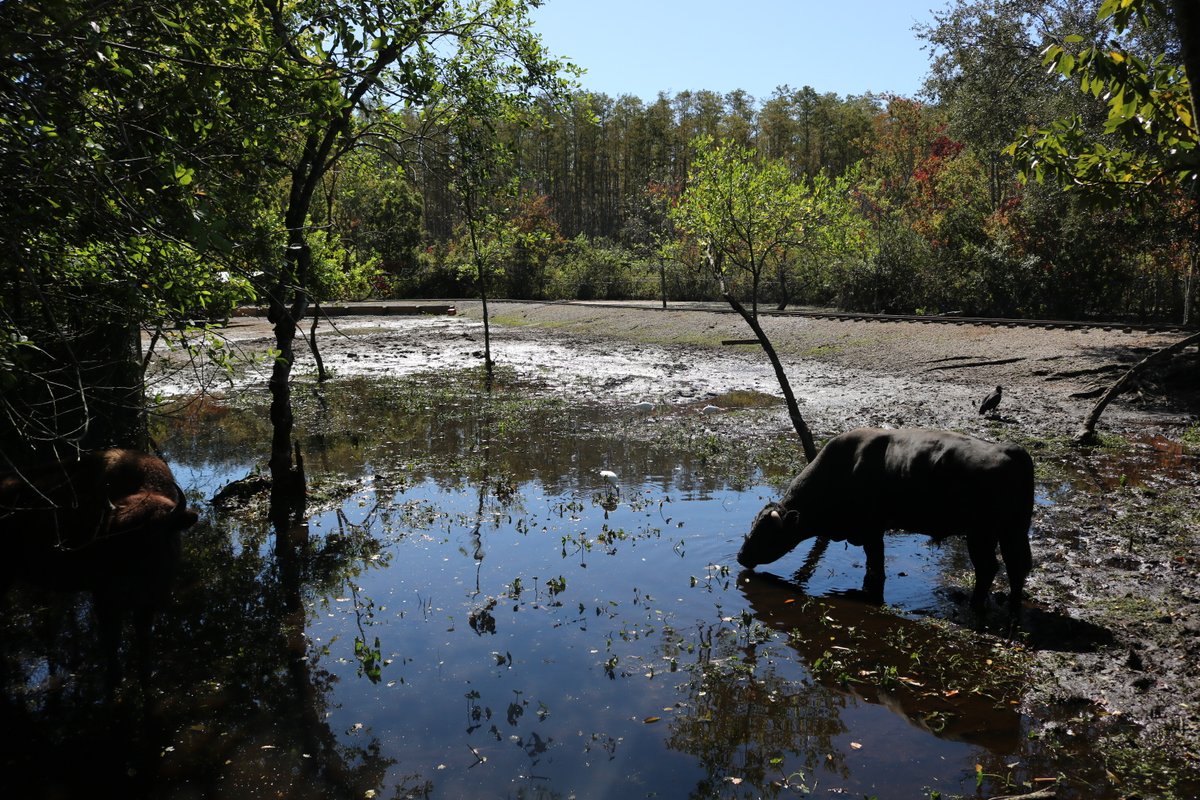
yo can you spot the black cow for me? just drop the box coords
[0,449,199,686]
[737,428,1034,614]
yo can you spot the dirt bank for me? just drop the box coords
[468,300,1196,437]
[193,299,1195,440]
[160,300,1200,793]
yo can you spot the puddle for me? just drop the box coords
[1032,431,1197,503]
[0,374,1147,799]
[1087,432,1198,490]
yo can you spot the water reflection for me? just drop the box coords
[160,375,767,503]
[0,373,1127,798]
[1,510,400,799]
[738,570,1024,751]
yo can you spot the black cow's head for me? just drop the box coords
[737,501,801,568]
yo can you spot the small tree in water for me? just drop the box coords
[672,136,818,461]
[435,72,568,381]
[672,135,810,318]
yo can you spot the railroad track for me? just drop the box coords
[489,299,1195,335]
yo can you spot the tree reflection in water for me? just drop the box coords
[166,510,408,798]
[0,499,412,799]
[666,638,849,796]
[664,568,1032,797]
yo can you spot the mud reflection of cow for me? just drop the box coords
[0,449,199,689]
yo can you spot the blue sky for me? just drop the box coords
[530,0,943,103]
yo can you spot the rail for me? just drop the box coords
[485,299,1195,335]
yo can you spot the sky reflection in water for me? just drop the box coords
[283,470,1025,799]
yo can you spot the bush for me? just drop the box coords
[548,237,639,300]
[377,241,474,298]
[837,224,926,313]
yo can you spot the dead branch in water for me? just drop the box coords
[1076,331,1200,444]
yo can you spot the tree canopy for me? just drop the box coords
[0,0,575,461]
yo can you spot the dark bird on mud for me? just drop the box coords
[979,385,1003,416]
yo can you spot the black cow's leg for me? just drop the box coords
[861,537,885,603]
[966,534,999,610]
[999,532,1032,615]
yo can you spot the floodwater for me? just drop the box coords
[4,373,1086,799]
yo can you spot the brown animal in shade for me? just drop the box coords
[0,449,199,686]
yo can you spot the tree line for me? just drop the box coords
[368,0,1195,325]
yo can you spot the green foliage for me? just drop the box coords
[323,150,423,279]
[796,165,875,303]
[306,229,380,303]
[847,98,1000,313]
[447,213,521,291]
[497,191,567,299]
[549,237,639,300]
[672,135,813,313]
[406,241,474,297]
[0,0,278,449]
[1008,0,1198,204]
[757,85,877,176]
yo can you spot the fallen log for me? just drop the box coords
[1075,330,1200,444]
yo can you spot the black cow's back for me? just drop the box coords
[780,428,1033,541]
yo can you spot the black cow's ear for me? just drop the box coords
[782,510,800,527]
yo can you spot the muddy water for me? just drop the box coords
[4,375,1075,799]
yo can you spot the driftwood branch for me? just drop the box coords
[987,788,1056,800]
[1075,331,1200,444]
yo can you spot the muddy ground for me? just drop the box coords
[161,299,1200,793]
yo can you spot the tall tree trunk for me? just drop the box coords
[268,225,311,523]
